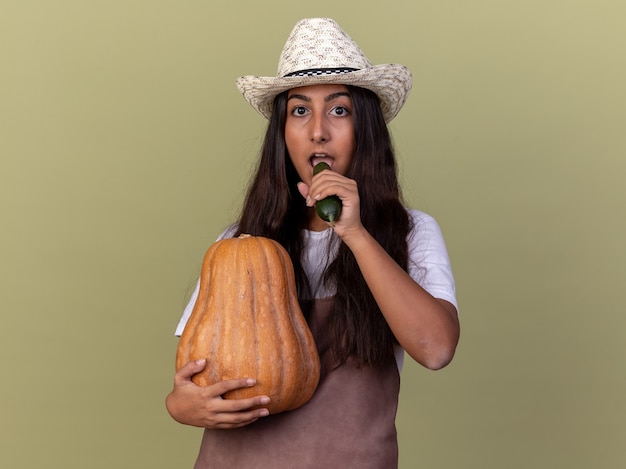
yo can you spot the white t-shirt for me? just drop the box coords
[175,209,457,370]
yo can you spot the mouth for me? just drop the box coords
[309,153,333,169]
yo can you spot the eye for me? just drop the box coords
[330,106,350,117]
[291,106,309,116]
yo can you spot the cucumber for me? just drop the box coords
[313,162,342,225]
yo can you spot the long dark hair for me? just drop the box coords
[235,85,412,367]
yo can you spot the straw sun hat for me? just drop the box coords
[236,18,412,123]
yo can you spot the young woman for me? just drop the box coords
[166,18,460,468]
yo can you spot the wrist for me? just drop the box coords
[339,225,374,253]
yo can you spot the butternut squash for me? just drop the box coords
[176,234,320,414]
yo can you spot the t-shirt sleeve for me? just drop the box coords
[175,279,199,337]
[406,210,458,313]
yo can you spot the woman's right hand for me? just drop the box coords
[165,358,271,429]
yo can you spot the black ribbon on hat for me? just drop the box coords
[283,67,359,77]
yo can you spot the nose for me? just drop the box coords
[310,113,329,143]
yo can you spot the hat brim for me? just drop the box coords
[236,64,412,123]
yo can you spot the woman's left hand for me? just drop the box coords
[297,170,363,237]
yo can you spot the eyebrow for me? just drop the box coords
[287,91,351,103]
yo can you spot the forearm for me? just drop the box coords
[341,227,460,370]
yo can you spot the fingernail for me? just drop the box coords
[259,409,270,416]
[260,396,270,405]
[246,378,256,386]
[195,359,206,365]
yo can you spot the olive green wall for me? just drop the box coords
[2,1,624,467]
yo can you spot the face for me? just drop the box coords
[284,84,355,185]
